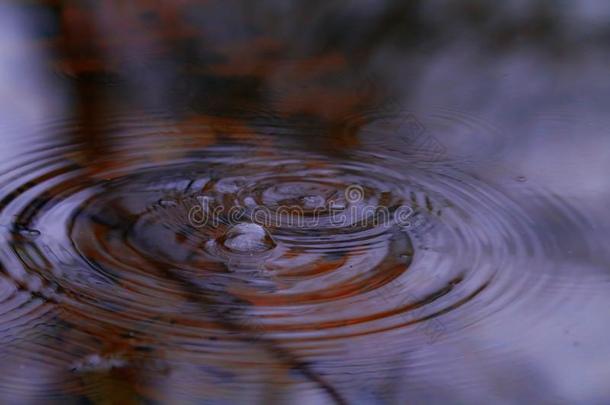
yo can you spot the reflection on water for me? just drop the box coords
[1,1,610,404]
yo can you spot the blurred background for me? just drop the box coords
[2,1,610,190]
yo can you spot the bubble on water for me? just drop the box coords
[220,223,276,254]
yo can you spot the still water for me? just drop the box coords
[1,1,610,404]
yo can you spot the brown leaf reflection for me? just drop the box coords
[50,1,400,170]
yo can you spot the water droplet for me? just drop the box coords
[158,199,178,208]
[301,195,326,209]
[71,354,127,373]
[243,196,257,207]
[215,177,246,194]
[399,252,413,260]
[516,176,527,182]
[330,200,346,210]
[14,226,41,240]
[220,223,276,254]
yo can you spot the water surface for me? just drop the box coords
[1,1,610,404]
